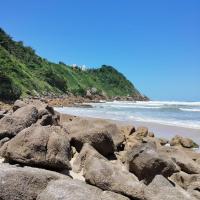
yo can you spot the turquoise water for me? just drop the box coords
[55,101,200,130]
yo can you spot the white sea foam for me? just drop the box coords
[179,108,200,112]
[55,100,200,130]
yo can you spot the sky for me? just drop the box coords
[0,0,200,101]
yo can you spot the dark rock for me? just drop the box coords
[126,142,179,182]
[1,125,71,171]
[40,114,54,126]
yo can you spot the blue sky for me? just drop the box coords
[0,0,200,101]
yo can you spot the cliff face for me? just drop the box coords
[0,28,147,101]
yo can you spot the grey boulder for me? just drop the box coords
[144,175,197,200]
[0,163,67,200]
[126,142,179,182]
[84,155,146,200]
[1,125,71,171]
[0,105,38,139]
[37,178,130,200]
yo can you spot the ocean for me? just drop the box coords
[55,101,200,145]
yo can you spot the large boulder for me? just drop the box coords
[0,105,38,139]
[0,163,67,200]
[1,125,71,171]
[37,179,130,200]
[126,142,179,182]
[84,155,146,199]
[159,146,200,174]
[63,118,121,156]
[144,175,196,200]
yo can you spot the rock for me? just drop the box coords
[126,142,179,182]
[101,191,130,200]
[72,143,106,173]
[124,135,140,151]
[181,137,199,148]
[134,126,148,139]
[170,135,182,146]
[37,178,129,200]
[13,100,27,111]
[144,175,196,200]
[84,156,146,200]
[86,90,92,98]
[170,135,199,148]
[119,125,136,139]
[0,105,38,139]
[0,163,67,200]
[0,110,7,119]
[148,132,155,137]
[63,118,124,156]
[1,125,71,171]
[170,172,200,199]
[159,146,200,174]
[158,137,169,146]
[39,114,54,126]
[0,137,9,148]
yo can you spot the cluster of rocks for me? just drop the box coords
[0,99,199,200]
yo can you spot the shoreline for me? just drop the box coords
[56,107,200,147]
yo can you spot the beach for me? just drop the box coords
[55,100,200,146]
[0,99,200,200]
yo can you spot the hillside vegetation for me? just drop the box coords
[0,28,146,101]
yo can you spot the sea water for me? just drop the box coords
[55,101,200,129]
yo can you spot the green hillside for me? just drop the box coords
[0,28,146,101]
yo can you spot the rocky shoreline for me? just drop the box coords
[0,99,200,200]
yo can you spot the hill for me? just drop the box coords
[0,28,147,101]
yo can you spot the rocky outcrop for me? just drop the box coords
[0,99,199,200]
[126,142,179,182]
[1,125,71,170]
